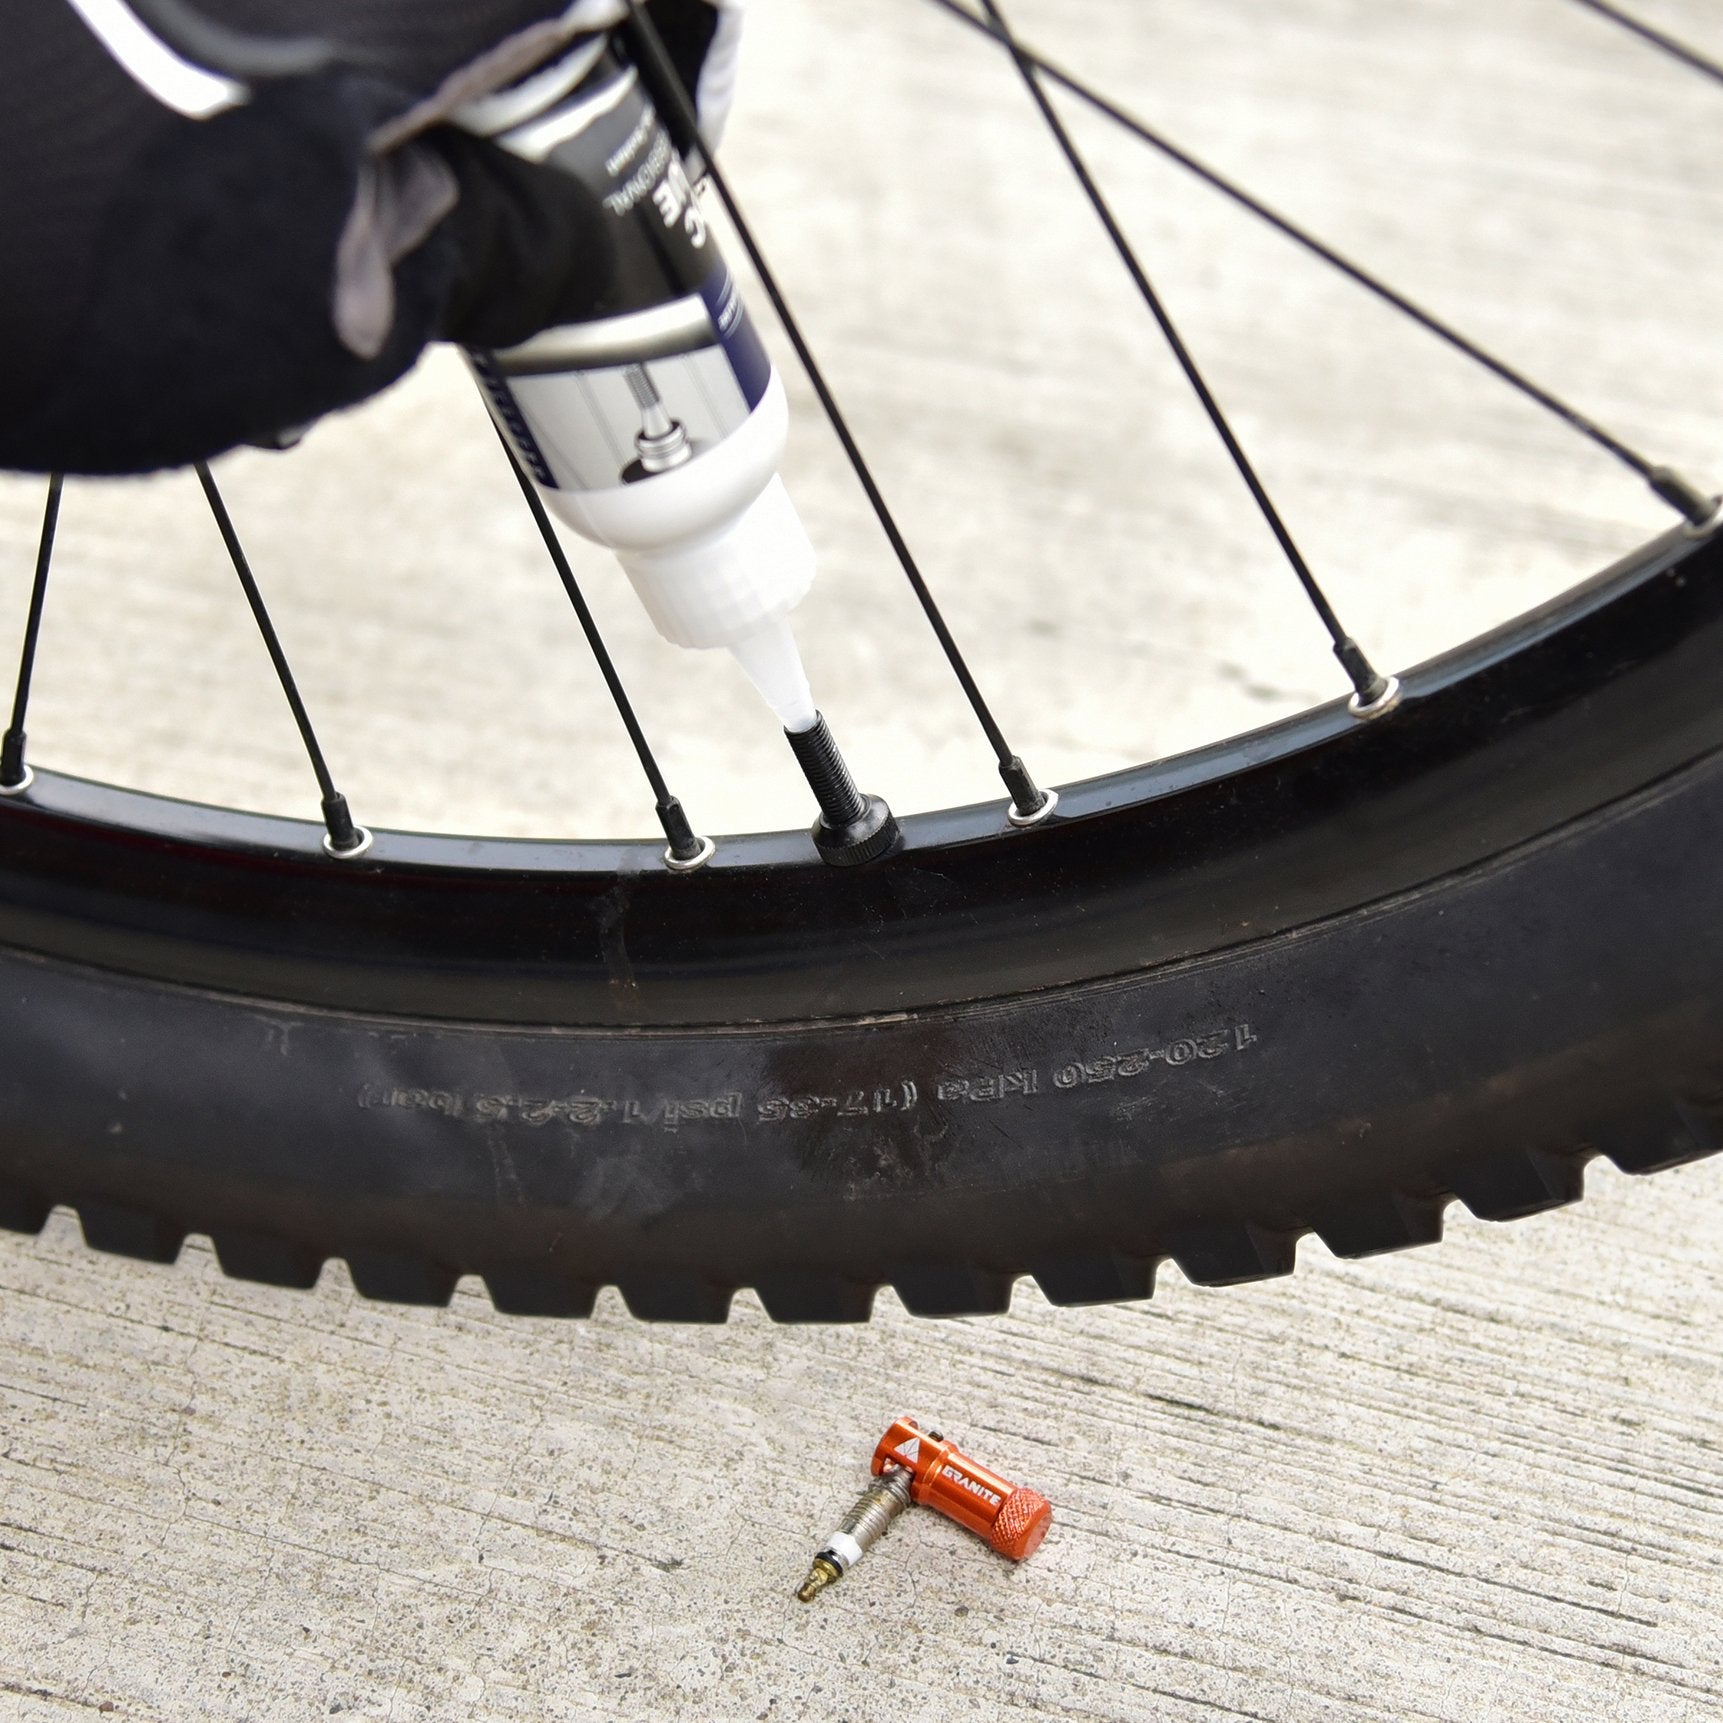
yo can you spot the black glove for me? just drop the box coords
[0,0,744,477]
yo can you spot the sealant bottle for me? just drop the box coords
[458,33,818,734]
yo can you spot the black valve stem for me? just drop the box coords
[786,716,899,866]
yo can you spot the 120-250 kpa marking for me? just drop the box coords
[358,1021,1259,1133]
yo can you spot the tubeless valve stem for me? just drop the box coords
[786,714,899,866]
[795,1466,912,1602]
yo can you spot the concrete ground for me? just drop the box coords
[1,1,1721,1718]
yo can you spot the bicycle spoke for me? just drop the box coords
[0,474,64,795]
[621,1,1053,823]
[496,434,714,870]
[926,0,1719,530]
[1566,0,1723,87]
[194,462,371,857]
[972,0,1394,711]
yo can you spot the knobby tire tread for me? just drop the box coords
[0,729,1718,1322]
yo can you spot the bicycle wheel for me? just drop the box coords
[0,0,1719,1321]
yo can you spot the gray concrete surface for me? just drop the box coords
[2,1,1722,1718]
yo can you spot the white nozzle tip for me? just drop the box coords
[728,620,817,732]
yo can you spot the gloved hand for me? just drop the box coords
[427,0,748,353]
[0,0,745,477]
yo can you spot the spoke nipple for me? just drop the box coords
[1000,755,1057,827]
[0,729,30,795]
[1347,674,1403,721]
[1649,467,1722,533]
[320,792,373,859]
[1333,637,1394,709]
[663,835,717,873]
[787,715,900,867]
[321,826,375,859]
[657,796,713,871]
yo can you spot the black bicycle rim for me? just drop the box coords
[0,520,1715,1027]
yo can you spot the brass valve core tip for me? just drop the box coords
[795,1555,842,1603]
[794,1469,912,1601]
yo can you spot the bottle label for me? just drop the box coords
[467,47,772,495]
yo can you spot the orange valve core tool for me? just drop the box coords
[872,1416,1052,1562]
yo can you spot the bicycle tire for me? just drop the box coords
[0,520,1718,1320]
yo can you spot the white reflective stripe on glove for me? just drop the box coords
[340,0,744,359]
[558,0,630,25]
[556,0,745,144]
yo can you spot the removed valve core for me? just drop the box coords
[795,1466,913,1601]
